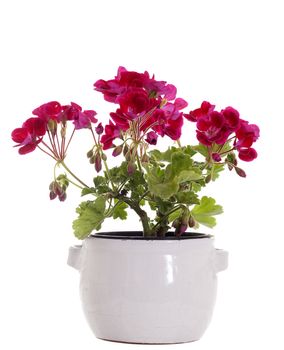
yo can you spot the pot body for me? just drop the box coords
[68,233,228,344]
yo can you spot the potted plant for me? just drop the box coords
[11,66,260,344]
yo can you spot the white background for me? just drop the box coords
[0,0,283,349]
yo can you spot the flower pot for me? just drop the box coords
[67,231,228,344]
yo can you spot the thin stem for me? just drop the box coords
[152,205,183,230]
[139,190,150,203]
[177,139,182,148]
[60,161,90,188]
[36,145,57,161]
[41,140,57,157]
[47,131,60,159]
[64,127,76,155]
[90,127,115,190]
[136,154,143,173]
[65,176,85,190]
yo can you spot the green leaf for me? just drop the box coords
[72,196,106,239]
[191,196,223,228]
[168,208,183,223]
[112,201,128,220]
[175,191,200,205]
[193,144,209,157]
[81,187,96,196]
[209,164,225,181]
[93,176,107,187]
[147,150,202,200]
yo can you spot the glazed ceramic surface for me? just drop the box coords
[68,233,228,344]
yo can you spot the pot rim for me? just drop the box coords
[90,231,212,240]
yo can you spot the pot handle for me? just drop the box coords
[215,249,229,273]
[67,245,82,271]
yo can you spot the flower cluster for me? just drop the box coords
[185,101,260,162]
[11,67,260,238]
[12,101,97,156]
[94,66,188,149]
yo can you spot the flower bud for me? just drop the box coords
[125,150,132,161]
[89,155,95,164]
[188,215,195,228]
[127,162,136,175]
[212,152,221,162]
[95,123,104,135]
[112,145,123,157]
[205,174,212,183]
[172,219,180,229]
[95,154,102,172]
[175,223,188,237]
[49,191,57,200]
[59,192,67,202]
[48,119,57,133]
[87,149,94,158]
[235,167,246,178]
[123,144,129,157]
[141,153,149,164]
[101,153,107,161]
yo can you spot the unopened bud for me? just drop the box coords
[125,150,131,161]
[127,162,136,175]
[175,223,188,237]
[123,144,129,157]
[205,174,212,183]
[95,154,102,173]
[235,167,246,178]
[101,153,107,161]
[95,123,104,135]
[48,119,57,133]
[112,145,123,157]
[59,192,67,202]
[188,216,195,228]
[212,152,222,162]
[89,155,95,164]
[141,153,149,164]
[49,191,57,200]
[172,219,180,229]
[87,149,94,158]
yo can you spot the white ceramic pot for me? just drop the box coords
[68,232,228,344]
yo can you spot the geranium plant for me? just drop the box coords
[11,67,260,238]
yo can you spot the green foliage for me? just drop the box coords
[175,191,200,205]
[72,196,106,239]
[112,201,128,220]
[147,150,202,200]
[191,196,223,228]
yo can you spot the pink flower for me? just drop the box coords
[117,88,151,115]
[100,120,122,150]
[235,120,260,148]
[145,131,158,145]
[94,66,178,105]
[11,117,46,154]
[32,101,62,121]
[184,101,215,122]
[63,102,97,129]
[238,148,258,161]
[187,102,241,146]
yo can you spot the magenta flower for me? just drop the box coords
[238,148,258,162]
[11,117,46,154]
[100,121,122,150]
[145,131,158,145]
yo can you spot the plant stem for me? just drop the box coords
[152,205,183,230]
[115,194,152,237]
[59,161,90,188]
[90,127,115,190]
[136,154,143,173]
[36,145,57,161]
